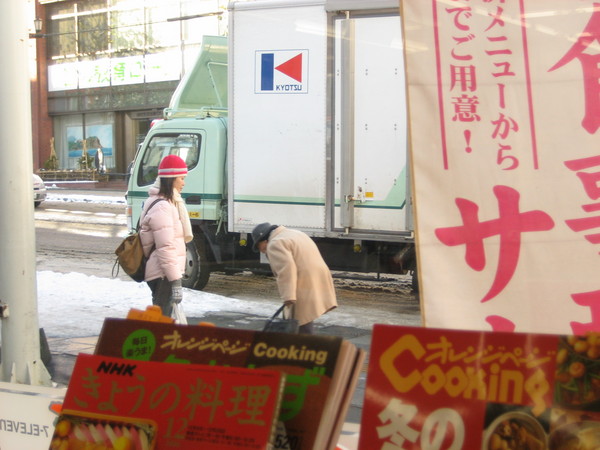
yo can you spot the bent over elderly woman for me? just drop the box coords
[251,222,338,334]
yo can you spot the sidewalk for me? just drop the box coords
[43,177,128,192]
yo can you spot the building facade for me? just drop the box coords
[32,0,227,175]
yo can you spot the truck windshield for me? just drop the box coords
[137,134,200,186]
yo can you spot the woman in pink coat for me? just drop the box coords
[139,155,193,316]
[252,223,338,334]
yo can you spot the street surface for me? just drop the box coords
[34,188,422,423]
[34,189,421,319]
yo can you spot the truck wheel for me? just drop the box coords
[182,237,211,290]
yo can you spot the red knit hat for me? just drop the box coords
[158,155,188,178]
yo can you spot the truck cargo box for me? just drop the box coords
[229,0,411,242]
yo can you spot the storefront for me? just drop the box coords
[35,0,227,174]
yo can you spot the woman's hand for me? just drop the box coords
[171,279,183,303]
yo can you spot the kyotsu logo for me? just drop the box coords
[255,50,308,94]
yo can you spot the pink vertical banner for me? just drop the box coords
[431,0,538,171]
[403,1,600,333]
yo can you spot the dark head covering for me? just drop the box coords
[251,222,278,252]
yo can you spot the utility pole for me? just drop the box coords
[0,0,51,386]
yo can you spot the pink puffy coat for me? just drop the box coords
[266,226,337,325]
[139,188,186,282]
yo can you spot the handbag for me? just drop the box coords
[112,198,164,282]
[172,303,188,325]
[263,304,299,333]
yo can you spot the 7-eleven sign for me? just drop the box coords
[255,50,309,94]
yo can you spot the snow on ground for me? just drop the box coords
[45,189,126,207]
[36,271,281,339]
[36,270,416,339]
[35,187,419,339]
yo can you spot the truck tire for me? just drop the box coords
[182,237,211,290]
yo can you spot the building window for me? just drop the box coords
[78,1,109,56]
[45,0,224,94]
[52,112,116,170]
[110,1,145,52]
[46,0,202,61]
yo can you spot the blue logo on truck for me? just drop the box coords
[255,50,308,94]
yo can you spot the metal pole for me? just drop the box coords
[340,18,356,230]
[0,0,51,386]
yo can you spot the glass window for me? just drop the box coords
[79,0,108,13]
[47,4,77,58]
[48,32,77,59]
[110,0,145,51]
[180,0,222,42]
[78,12,108,55]
[85,112,115,167]
[138,133,200,185]
[53,115,84,170]
[146,0,180,49]
[146,21,180,49]
[45,0,226,109]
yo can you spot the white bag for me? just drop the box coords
[172,303,188,325]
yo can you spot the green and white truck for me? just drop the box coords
[126,0,415,290]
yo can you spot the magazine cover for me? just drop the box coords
[94,318,357,450]
[53,353,284,449]
[359,324,600,449]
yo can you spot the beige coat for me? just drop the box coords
[266,226,337,325]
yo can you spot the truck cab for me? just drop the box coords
[127,36,234,289]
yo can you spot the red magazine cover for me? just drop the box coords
[51,353,284,449]
[93,318,362,450]
[359,324,600,449]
